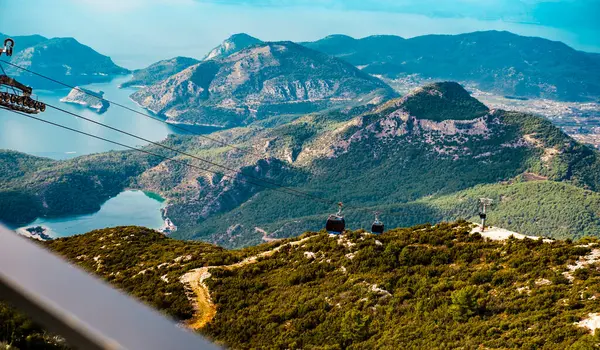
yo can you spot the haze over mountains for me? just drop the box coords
[125,31,600,124]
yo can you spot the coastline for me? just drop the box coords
[127,96,226,128]
[15,225,54,241]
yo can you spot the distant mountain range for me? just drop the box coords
[130,41,396,127]
[302,30,600,102]
[123,31,600,128]
[2,30,599,103]
[0,33,129,89]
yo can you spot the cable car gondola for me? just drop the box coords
[371,211,384,234]
[0,38,45,114]
[326,202,345,234]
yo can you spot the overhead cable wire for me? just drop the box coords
[0,60,264,158]
[0,107,332,203]
[0,63,453,222]
[5,105,430,222]
[42,102,334,205]
[2,61,401,212]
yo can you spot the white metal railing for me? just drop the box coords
[0,224,220,350]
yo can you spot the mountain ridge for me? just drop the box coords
[302,30,600,101]
[130,40,397,127]
[120,56,200,88]
[202,33,263,61]
[4,82,600,248]
[0,34,129,89]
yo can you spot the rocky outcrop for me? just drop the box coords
[131,41,397,126]
[203,33,263,61]
[60,87,109,113]
[295,82,509,163]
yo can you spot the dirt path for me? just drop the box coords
[180,267,215,329]
[180,236,313,330]
[470,223,553,243]
[256,227,280,243]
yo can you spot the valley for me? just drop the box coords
[3,81,600,248]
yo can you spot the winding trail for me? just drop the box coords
[180,236,313,330]
[256,226,280,243]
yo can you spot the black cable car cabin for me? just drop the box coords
[371,212,384,234]
[326,202,345,234]
[371,221,384,234]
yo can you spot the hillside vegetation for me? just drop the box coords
[4,82,600,247]
[0,147,163,226]
[167,84,600,247]
[4,223,600,348]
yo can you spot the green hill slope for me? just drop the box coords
[3,82,600,247]
[4,223,600,349]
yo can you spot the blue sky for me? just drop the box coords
[1,0,598,68]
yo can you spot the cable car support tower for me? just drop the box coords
[479,198,493,232]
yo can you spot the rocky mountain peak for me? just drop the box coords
[132,41,396,126]
[399,82,489,121]
[203,33,263,61]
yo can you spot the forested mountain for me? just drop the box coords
[4,82,600,247]
[130,41,396,126]
[144,81,600,247]
[0,148,165,226]
[0,33,129,89]
[4,223,600,348]
[302,30,600,101]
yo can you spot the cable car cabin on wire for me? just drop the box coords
[326,202,345,234]
[0,38,45,114]
[371,212,384,234]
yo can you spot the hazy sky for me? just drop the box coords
[1,0,598,69]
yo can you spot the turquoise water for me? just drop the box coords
[17,191,166,238]
[0,74,220,160]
